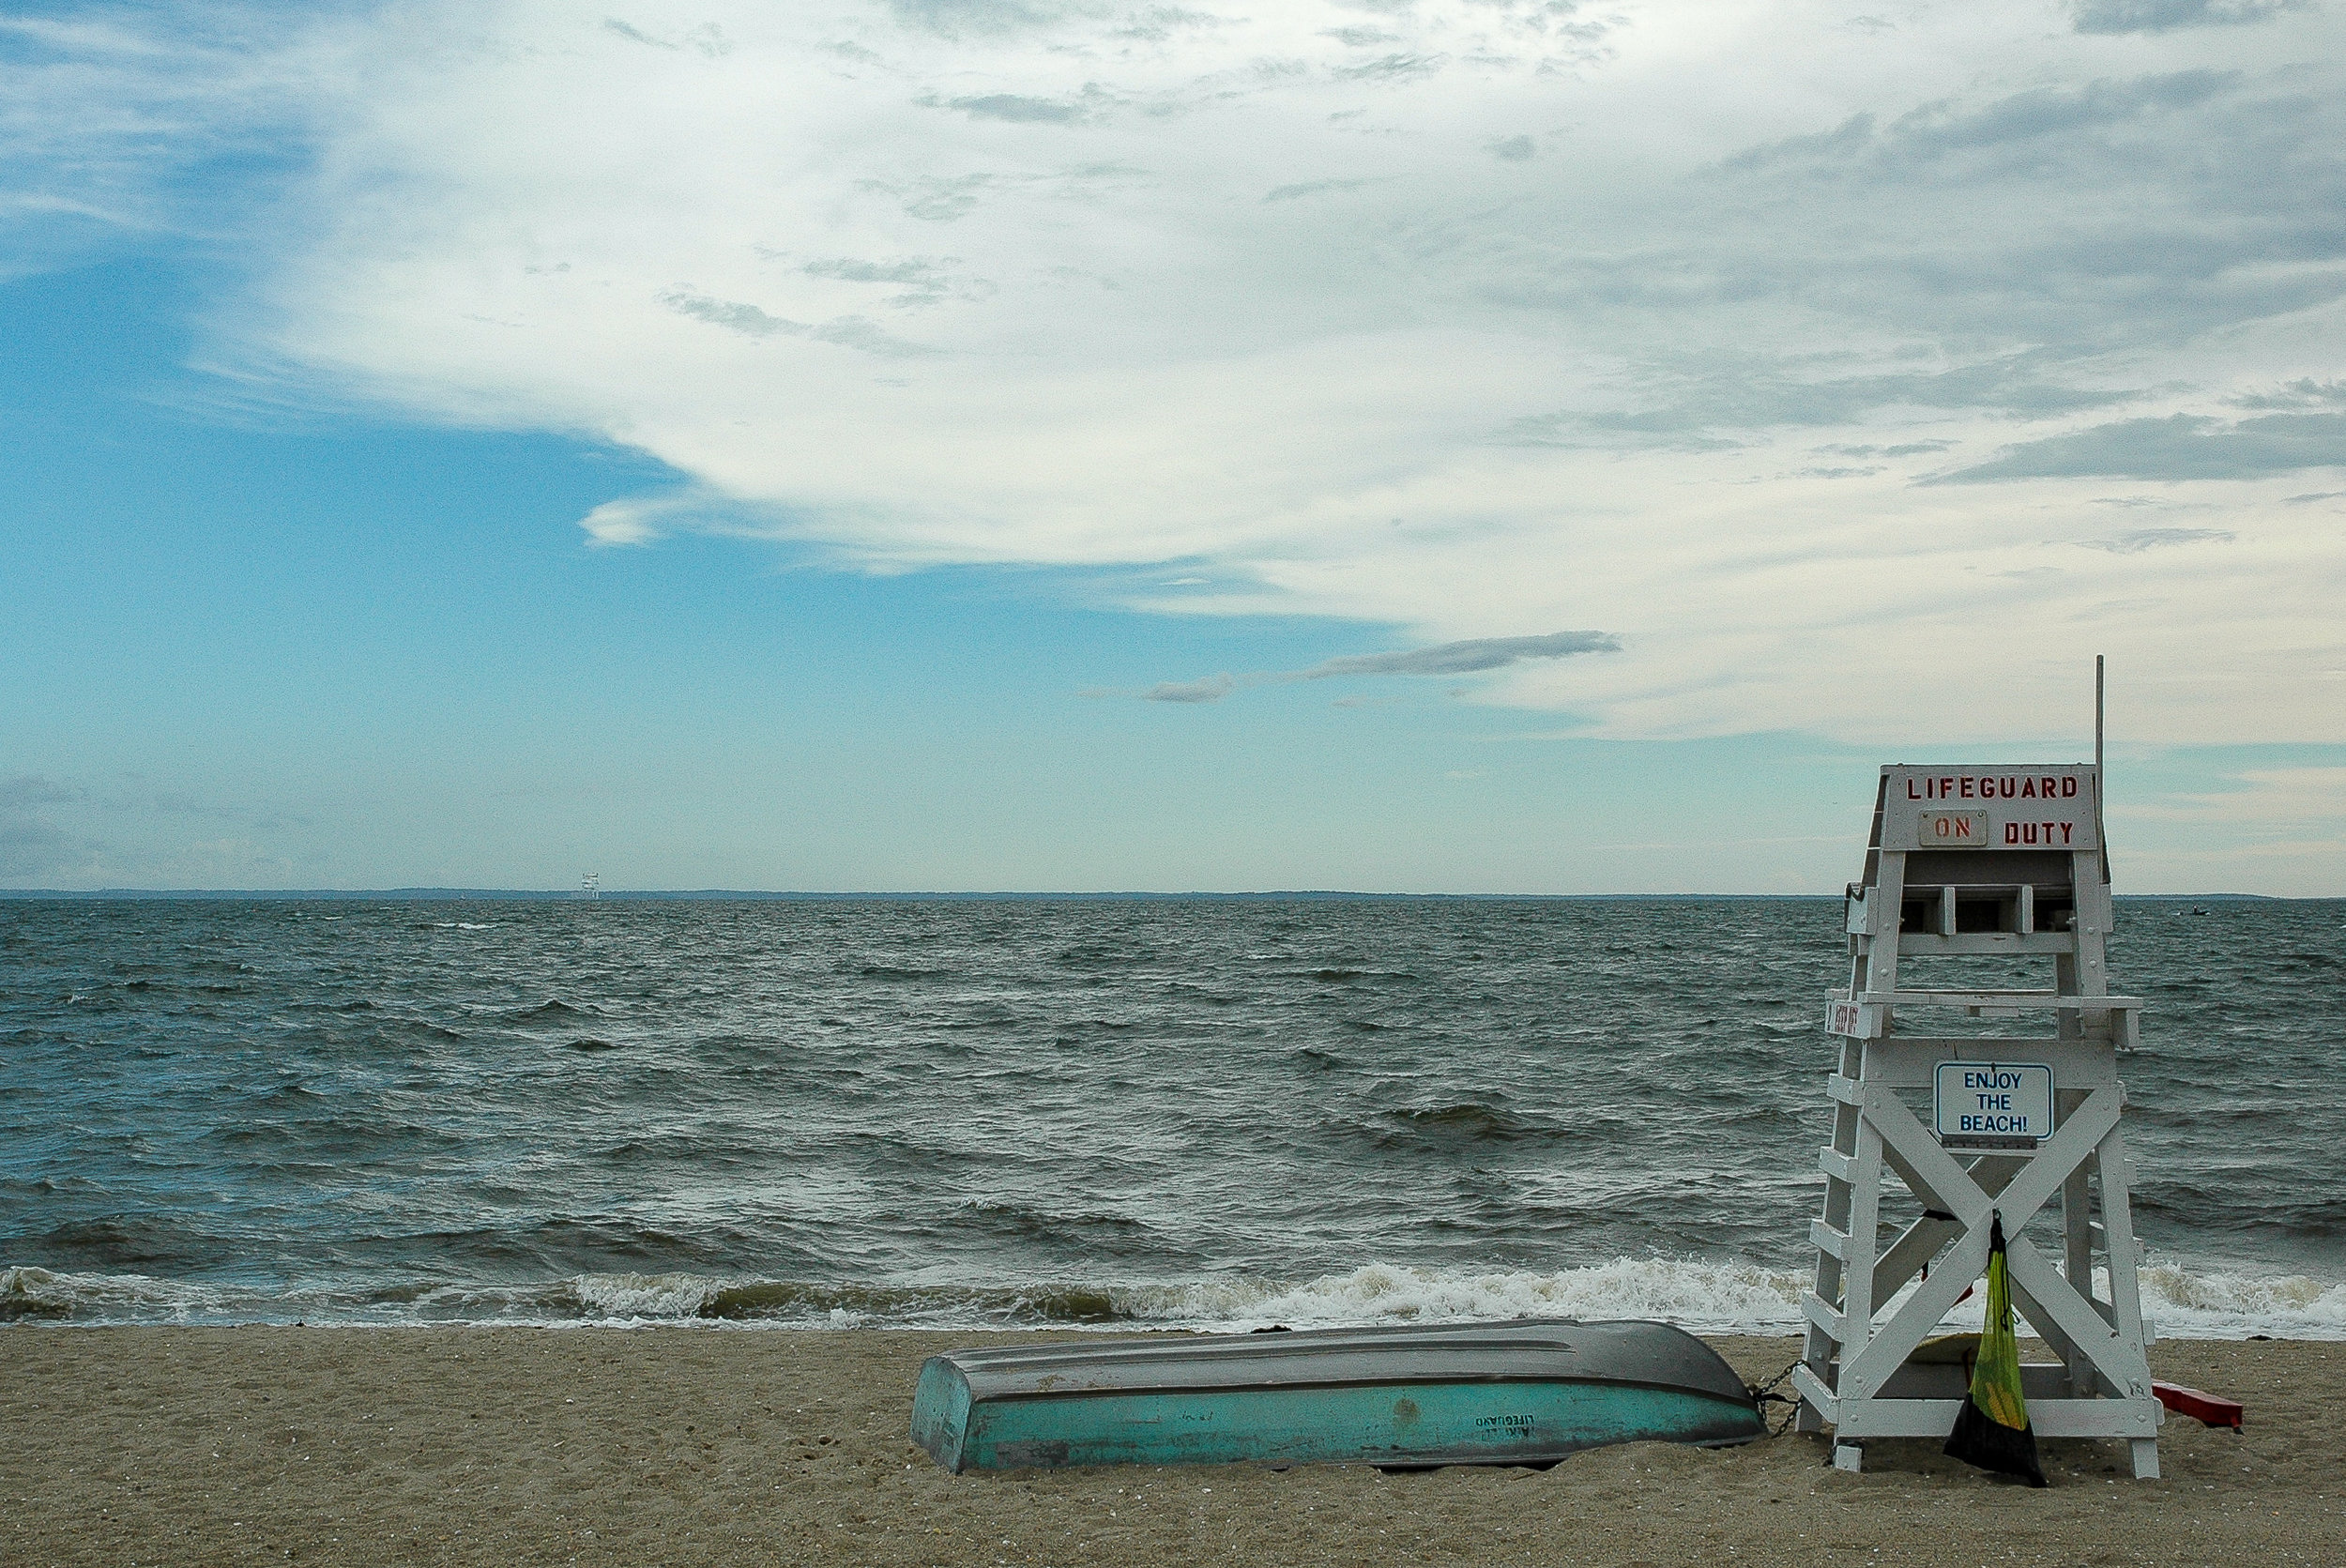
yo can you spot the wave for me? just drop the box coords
[8,1256,2340,1339]
[1352,1103,1570,1148]
[503,999,597,1025]
[851,964,952,982]
[3,1266,243,1321]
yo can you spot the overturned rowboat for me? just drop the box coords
[910,1317,1764,1472]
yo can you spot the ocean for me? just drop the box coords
[4,896,2340,1337]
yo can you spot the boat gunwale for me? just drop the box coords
[929,1319,1756,1410]
[932,1317,1721,1367]
[960,1369,1763,1409]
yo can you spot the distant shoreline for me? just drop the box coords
[0,889,2296,903]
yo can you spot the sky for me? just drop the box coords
[3,0,2343,893]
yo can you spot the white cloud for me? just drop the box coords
[2113,765,2346,891]
[576,495,668,547]
[15,0,2346,747]
[2127,766,2346,828]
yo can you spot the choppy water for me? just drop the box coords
[4,897,2340,1336]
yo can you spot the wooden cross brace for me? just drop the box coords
[1838,1082,2153,1406]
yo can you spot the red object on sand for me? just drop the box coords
[2154,1381,2245,1428]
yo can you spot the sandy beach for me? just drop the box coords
[3,1329,2338,1567]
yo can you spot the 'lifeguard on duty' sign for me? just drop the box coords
[1933,1061,2052,1149]
[1880,766,2098,853]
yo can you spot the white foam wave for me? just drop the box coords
[7,1256,2341,1339]
[1136,1259,1808,1333]
[1125,1256,2346,1342]
[560,1271,723,1320]
[1,1265,241,1321]
[2138,1261,2346,1339]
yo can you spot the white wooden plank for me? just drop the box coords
[1852,990,2141,1011]
[2004,1237,2154,1400]
[1861,1086,1990,1224]
[2031,1399,2162,1439]
[1831,1396,2159,1440]
[1866,852,1907,997]
[2060,1119,2098,1396]
[1790,1362,1838,1427]
[2005,1268,2086,1394]
[1840,1225,1989,1400]
[1897,932,2076,956]
[1830,1398,1960,1439]
[1842,1118,1885,1343]
[2094,1119,2156,1354]
[1991,1088,2122,1229]
[1870,1212,1958,1305]
[1849,1039,2121,1090]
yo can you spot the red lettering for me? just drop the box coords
[2021,777,2037,799]
[1999,778,2017,799]
[2063,778,2078,798]
[1941,776,1955,799]
[1959,777,1974,799]
[2042,775,2057,796]
[2060,823,2073,844]
[1908,779,1921,799]
[2004,822,2019,845]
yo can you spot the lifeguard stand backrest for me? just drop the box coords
[1853,765,2103,936]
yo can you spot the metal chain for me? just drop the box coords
[1747,1359,1805,1436]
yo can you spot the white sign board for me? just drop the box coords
[1824,999,1882,1039]
[1880,766,2098,852]
[1934,1061,2053,1148]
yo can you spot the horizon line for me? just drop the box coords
[0,888,2294,902]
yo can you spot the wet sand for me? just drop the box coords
[3,1328,2338,1566]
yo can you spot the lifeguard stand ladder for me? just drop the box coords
[1792,764,2162,1479]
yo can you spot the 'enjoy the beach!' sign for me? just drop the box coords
[1934,1061,2053,1149]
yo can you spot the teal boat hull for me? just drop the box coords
[911,1317,1763,1471]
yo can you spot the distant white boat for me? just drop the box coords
[577,872,600,901]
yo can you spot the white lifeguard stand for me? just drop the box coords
[1793,763,2163,1479]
